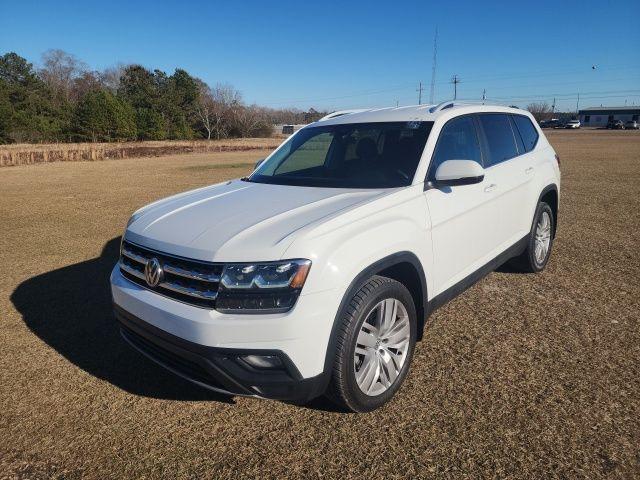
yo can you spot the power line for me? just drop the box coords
[488,88,640,101]
[259,80,640,109]
[436,64,640,86]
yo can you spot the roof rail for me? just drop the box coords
[428,101,455,113]
[318,109,369,121]
[429,100,521,113]
[428,100,496,113]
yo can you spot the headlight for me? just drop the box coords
[216,259,311,313]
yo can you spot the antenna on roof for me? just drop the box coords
[429,27,438,104]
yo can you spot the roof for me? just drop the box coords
[314,102,526,126]
[579,106,640,113]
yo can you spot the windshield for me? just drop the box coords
[248,121,433,188]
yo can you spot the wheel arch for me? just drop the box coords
[538,184,559,237]
[321,252,428,380]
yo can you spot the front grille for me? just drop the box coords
[119,240,223,308]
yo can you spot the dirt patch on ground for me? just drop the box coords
[1,131,639,479]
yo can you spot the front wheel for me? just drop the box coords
[325,276,417,412]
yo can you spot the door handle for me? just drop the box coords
[484,183,497,193]
[525,167,534,175]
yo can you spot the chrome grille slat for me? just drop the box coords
[119,260,145,280]
[119,240,223,308]
[159,281,218,300]
[163,263,221,283]
[121,246,147,265]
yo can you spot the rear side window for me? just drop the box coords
[429,115,482,178]
[512,115,539,152]
[478,114,519,167]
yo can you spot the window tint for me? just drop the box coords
[275,132,332,174]
[509,116,526,153]
[478,114,519,167]
[512,115,539,152]
[429,116,482,178]
[251,122,433,188]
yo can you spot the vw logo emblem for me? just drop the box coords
[144,257,164,287]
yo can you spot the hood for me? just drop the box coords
[125,179,388,261]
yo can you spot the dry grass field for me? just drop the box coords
[1,130,639,479]
[0,138,282,167]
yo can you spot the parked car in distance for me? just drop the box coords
[607,119,625,129]
[564,119,580,129]
[624,120,639,130]
[111,103,561,412]
[540,118,561,128]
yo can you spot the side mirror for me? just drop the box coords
[254,159,265,171]
[433,160,484,187]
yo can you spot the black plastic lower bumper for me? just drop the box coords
[114,305,327,402]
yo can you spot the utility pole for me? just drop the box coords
[451,75,460,100]
[396,99,399,108]
[417,81,423,105]
[576,93,580,113]
[429,27,438,104]
[551,97,556,114]
[482,89,486,105]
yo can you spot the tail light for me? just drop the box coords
[555,153,561,171]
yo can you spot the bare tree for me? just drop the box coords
[527,101,553,122]
[194,81,242,140]
[72,70,102,100]
[100,63,127,93]
[195,82,217,140]
[233,105,272,138]
[39,49,87,101]
[212,82,242,107]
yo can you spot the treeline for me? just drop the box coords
[0,50,326,144]
[526,101,577,122]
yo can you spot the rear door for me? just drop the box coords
[510,114,545,234]
[476,113,535,253]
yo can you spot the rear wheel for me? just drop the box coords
[509,201,554,273]
[326,276,417,412]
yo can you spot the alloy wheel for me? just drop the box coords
[534,211,552,265]
[353,298,410,396]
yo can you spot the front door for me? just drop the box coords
[424,115,501,296]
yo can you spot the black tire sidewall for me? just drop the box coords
[340,279,417,412]
[528,202,554,272]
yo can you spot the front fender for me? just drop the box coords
[283,188,433,300]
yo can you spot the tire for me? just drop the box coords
[508,201,555,273]
[325,275,417,412]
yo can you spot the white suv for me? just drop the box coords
[111,103,560,412]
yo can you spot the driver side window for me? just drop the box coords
[429,116,482,179]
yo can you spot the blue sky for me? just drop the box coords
[1,0,639,111]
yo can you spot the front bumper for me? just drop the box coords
[115,305,327,402]
[110,265,342,401]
